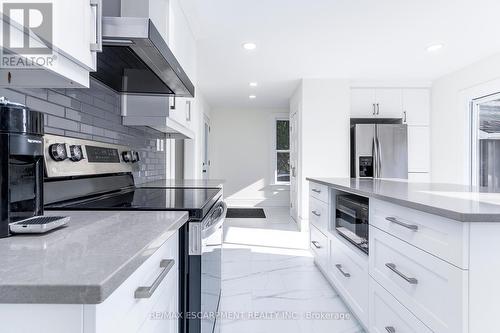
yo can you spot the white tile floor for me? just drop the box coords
[220,207,365,333]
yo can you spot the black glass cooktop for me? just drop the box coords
[46,187,222,220]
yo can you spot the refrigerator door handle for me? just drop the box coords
[376,136,382,177]
[372,136,378,178]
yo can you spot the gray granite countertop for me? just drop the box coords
[138,179,225,188]
[307,177,500,222]
[0,210,188,304]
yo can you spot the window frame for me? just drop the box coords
[272,114,291,185]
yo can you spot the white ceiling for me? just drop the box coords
[180,0,500,109]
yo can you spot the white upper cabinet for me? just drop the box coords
[351,88,377,117]
[351,88,403,118]
[351,87,430,124]
[402,89,431,126]
[375,89,403,118]
[0,0,101,88]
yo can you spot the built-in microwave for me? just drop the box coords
[335,194,369,254]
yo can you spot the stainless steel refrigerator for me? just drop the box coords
[351,123,408,179]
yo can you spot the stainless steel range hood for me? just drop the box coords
[90,17,195,97]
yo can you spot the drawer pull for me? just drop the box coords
[385,217,418,231]
[312,188,321,194]
[311,241,322,249]
[335,264,351,278]
[385,327,396,333]
[385,263,418,285]
[135,259,175,299]
[311,210,321,217]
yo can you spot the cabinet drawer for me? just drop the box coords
[369,278,432,333]
[309,197,329,233]
[370,199,468,268]
[369,226,467,333]
[329,235,369,327]
[310,225,328,268]
[309,182,329,203]
[92,232,179,333]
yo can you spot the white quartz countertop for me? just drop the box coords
[307,177,500,222]
[0,210,188,304]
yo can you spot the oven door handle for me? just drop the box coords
[202,201,227,239]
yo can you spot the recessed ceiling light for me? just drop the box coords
[249,82,258,87]
[249,95,257,99]
[242,42,257,50]
[426,43,443,52]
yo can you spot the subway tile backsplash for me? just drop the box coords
[1,79,166,184]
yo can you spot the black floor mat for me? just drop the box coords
[226,208,266,218]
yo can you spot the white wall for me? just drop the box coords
[291,79,351,229]
[210,108,290,207]
[431,53,500,184]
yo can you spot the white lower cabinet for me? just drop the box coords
[370,226,467,333]
[329,235,369,328]
[0,231,179,333]
[310,224,329,268]
[88,231,179,333]
[369,279,432,333]
[309,196,329,234]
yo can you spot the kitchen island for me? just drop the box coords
[0,210,188,333]
[307,177,500,333]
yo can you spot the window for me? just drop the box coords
[274,118,290,183]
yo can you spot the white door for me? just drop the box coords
[202,117,210,179]
[351,88,377,117]
[402,89,431,126]
[375,89,403,118]
[290,111,298,223]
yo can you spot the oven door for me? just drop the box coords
[201,201,226,333]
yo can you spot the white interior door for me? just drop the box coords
[202,117,210,179]
[290,111,298,223]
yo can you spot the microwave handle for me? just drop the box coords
[336,204,357,218]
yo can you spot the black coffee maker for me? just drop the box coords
[0,97,44,238]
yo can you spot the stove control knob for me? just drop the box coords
[49,143,68,161]
[122,151,133,163]
[134,151,140,163]
[69,145,84,162]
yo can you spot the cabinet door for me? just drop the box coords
[53,0,98,71]
[408,126,430,173]
[351,88,376,118]
[402,89,430,126]
[375,89,402,118]
[169,97,192,129]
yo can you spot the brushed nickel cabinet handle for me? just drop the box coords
[385,327,396,333]
[335,264,351,278]
[385,217,418,231]
[311,241,321,249]
[135,259,175,299]
[90,0,102,52]
[312,188,321,193]
[403,111,407,123]
[376,103,380,115]
[385,263,418,285]
[372,103,376,115]
[311,210,321,217]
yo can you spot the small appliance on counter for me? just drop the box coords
[335,193,369,254]
[0,97,69,238]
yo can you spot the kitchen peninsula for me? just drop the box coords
[307,177,500,333]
